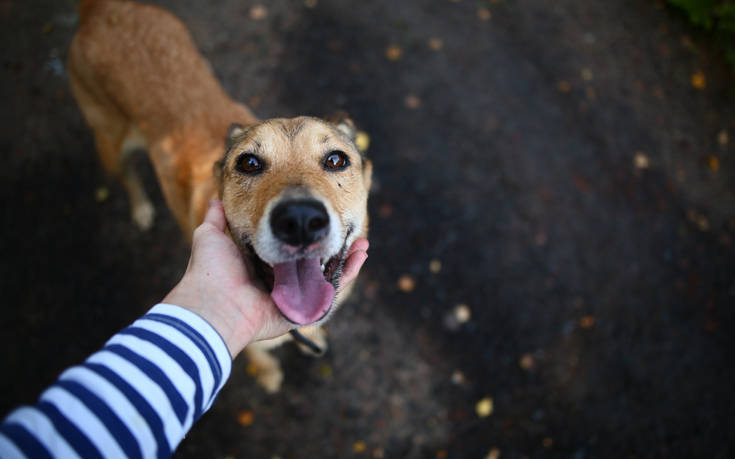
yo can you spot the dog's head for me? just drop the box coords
[215,116,372,326]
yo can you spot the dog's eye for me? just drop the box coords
[236,153,264,174]
[323,151,350,170]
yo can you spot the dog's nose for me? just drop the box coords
[270,199,330,247]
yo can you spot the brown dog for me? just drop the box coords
[68,0,372,392]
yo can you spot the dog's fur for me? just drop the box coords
[68,0,371,392]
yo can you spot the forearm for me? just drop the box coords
[0,304,232,458]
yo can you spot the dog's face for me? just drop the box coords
[217,116,372,326]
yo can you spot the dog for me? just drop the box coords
[68,0,372,392]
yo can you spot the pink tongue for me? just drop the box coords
[271,258,335,325]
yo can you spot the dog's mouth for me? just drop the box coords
[246,229,352,326]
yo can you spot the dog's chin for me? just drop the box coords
[245,242,348,327]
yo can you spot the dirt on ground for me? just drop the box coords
[1,0,734,458]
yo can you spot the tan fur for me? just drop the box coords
[69,0,371,392]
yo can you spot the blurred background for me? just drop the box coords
[1,0,734,457]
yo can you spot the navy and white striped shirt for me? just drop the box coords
[0,304,233,458]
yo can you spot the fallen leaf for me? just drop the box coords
[579,316,596,328]
[237,409,254,426]
[519,353,535,370]
[355,130,370,152]
[572,174,590,192]
[708,155,719,171]
[95,186,109,202]
[428,37,444,51]
[436,450,448,459]
[475,397,494,417]
[717,129,729,146]
[353,441,367,453]
[680,35,695,50]
[542,437,553,448]
[557,80,572,93]
[429,259,442,274]
[585,87,597,101]
[454,304,471,323]
[691,71,706,90]
[404,94,421,109]
[319,364,333,378]
[477,7,492,20]
[378,203,393,218]
[248,95,261,108]
[398,274,415,292]
[633,151,650,170]
[385,44,403,61]
[451,370,465,385]
[249,5,268,20]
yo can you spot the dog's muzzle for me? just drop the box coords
[270,199,330,248]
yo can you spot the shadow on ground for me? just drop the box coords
[1,0,733,457]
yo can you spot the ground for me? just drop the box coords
[1,0,734,458]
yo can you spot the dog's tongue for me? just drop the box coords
[271,258,335,325]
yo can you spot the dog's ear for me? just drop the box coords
[326,111,357,143]
[225,123,246,150]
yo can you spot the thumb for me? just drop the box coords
[203,199,227,231]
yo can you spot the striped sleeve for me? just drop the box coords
[0,304,232,458]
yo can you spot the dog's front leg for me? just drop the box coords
[244,342,284,393]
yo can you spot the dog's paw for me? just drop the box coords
[256,367,284,393]
[295,326,329,357]
[132,201,155,231]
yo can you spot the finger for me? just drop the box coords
[202,198,227,232]
[340,249,368,288]
[347,238,369,256]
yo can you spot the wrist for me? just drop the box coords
[162,284,257,358]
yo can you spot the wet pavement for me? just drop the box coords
[1,0,734,457]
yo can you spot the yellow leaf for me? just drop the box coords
[691,71,706,90]
[355,131,370,152]
[95,187,110,202]
[428,37,444,51]
[633,151,650,170]
[475,397,494,417]
[579,316,596,328]
[717,129,729,146]
[237,410,254,426]
[385,44,403,61]
[429,259,442,274]
[454,304,471,323]
[398,274,415,292]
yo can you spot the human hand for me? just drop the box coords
[163,199,369,358]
